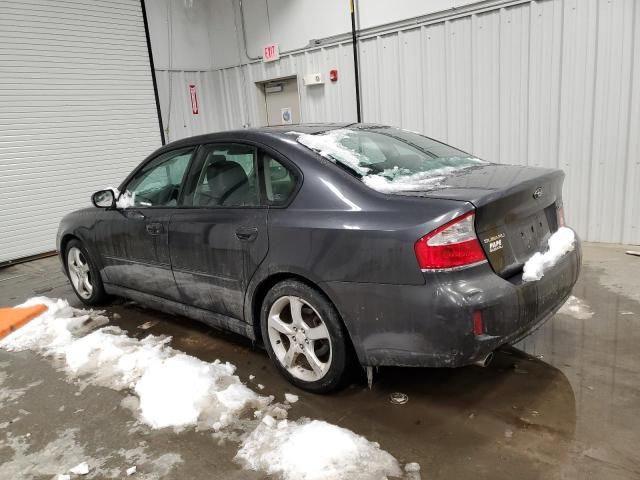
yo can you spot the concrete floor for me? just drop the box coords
[0,243,638,479]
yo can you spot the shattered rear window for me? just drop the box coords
[290,127,487,193]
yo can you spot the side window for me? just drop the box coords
[123,147,194,208]
[262,155,296,206]
[188,144,259,207]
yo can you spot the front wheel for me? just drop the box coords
[260,280,350,393]
[65,239,108,306]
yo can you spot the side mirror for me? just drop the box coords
[91,189,116,209]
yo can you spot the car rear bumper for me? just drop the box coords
[320,236,582,368]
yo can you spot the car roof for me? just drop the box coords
[161,123,388,150]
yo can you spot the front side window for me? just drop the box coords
[122,147,194,207]
[262,155,296,206]
[187,144,259,207]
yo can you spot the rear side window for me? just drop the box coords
[184,144,259,207]
[262,155,296,206]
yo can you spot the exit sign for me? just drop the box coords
[263,43,280,62]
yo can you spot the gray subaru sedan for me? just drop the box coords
[57,124,581,392]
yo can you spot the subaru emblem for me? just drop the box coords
[533,187,543,199]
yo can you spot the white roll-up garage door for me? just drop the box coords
[0,0,163,264]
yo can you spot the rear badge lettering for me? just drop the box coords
[483,233,505,253]
[489,239,503,253]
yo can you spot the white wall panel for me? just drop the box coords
[0,0,162,263]
[157,0,639,244]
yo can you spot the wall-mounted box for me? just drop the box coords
[303,73,323,85]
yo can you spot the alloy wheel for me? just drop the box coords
[67,246,93,299]
[267,295,332,382]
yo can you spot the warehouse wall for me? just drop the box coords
[147,0,493,70]
[0,0,163,263]
[149,0,640,245]
[234,0,507,60]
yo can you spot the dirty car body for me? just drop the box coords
[57,124,581,373]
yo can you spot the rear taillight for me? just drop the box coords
[414,211,487,270]
[556,205,565,227]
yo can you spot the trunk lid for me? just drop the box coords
[396,164,563,278]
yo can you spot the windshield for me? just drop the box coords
[292,127,487,193]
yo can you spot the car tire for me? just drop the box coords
[260,279,350,393]
[65,239,108,306]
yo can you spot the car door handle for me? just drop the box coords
[145,222,162,235]
[235,226,258,242]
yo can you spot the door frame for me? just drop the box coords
[254,75,301,127]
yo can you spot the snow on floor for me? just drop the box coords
[1,297,413,479]
[0,426,183,479]
[235,418,402,480]
[0,297,269,431]
[0,371,42,408]
[522,227,576,282]
[558,296,594,320]
[0,428,90,479]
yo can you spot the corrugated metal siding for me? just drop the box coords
[156,42,359,141]
[0,0,162,263]
[158,0,639,244]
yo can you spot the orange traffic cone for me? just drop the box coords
[0,304,48,340]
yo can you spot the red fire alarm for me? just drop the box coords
[329,69,338,82]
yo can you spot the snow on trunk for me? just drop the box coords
[522,227,576,282]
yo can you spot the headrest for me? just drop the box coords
[205,158,248,202]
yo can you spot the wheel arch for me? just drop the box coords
[59,231,106,281]
[59,233,81,274]
[247,271,362,364]
[60,233,79,256]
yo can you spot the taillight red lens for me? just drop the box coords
[414,211,487,270]
[473,310,484,336]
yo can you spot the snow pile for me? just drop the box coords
[558,295,594,320]
[522,227,576,282]
[0,297,268,431]
[363,171,448,193]
[69,461,90,475]
[2,297,412,479]
[135,355,266,429]
[0,297,108,354]
[361,160,486,193]
[294,129,371,176]
[284,393,298,403]
[235,419,402,480]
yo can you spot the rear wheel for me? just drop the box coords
[65,239,108,306]
[260,280,350,393]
